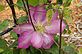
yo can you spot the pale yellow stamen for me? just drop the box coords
[35,22,45,33]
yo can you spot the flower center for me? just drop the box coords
[35,23,45,33]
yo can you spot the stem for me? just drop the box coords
[54,40,59,47]
[6,0,17,25]
[57,0,63,54]
[21,0,29,22]
[0,28,12,36]
[0,25,15,36]
[59,9,63,54]
[24,0,36,31]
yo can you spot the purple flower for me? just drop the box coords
[13,6,66,49]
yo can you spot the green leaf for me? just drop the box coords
[16,0,39,9]
[10,31,18,39]
[20,48,31,54]
[41,49,51,54]
[65,24,72,34]
[54,35,59,42]
[63,29,67,34]
[46,44,63,54]
[45,4,53,10]
[28,0,39,7]
[63,0,72,7]
[0,48,4,53]
[0,20,9,32]
[16,0,23,10]
[13,48,20,54]
[47,45,59,54]
[20,49,27,54]
[0,4,4,12]
[2,49,13,54]
[63,8,73,23]
[61,38,67,47]
[69,43,76,48]
[0,39,8,53]
[26,49,31,54]
[17,16,28,24]
[63,46,77,54]
[0,39,7,48]
[30,46,41,54]
[78,48,82,54]
[39,0,47,5]
[68,29,71,34]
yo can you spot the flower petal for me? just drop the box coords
[51,10,58,22]
[18,31,33,48]
[45,20,66,34]
[42,33,54,49]
[13,23,33,34]
[29,6,36,23]
[31,32,43,48]
[29,6,46,23]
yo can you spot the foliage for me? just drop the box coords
[63,8,73,23]
[17,16,28,24]
[0,20,9,32]
[63,0,72,7]
[0,4,4,12]
[16,0,48,10]
[78,48,82,54]
[16,0,24,10]
[10,31,18,39]
[28,0,39,6]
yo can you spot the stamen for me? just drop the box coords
[35,23,45,33]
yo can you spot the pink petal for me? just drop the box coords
[29,6,46,23]
[45,20,66,34]
[13,23,33,34]
[29,6,36,23]
[18,31,33,48]
[51,10,59,22]
[42,33,54,49]
[31,32,43,48]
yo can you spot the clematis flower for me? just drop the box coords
[13,6,66,49]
